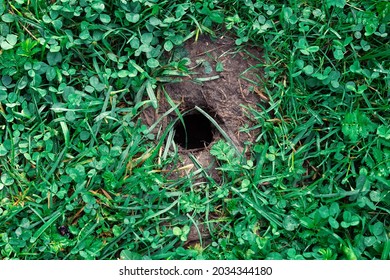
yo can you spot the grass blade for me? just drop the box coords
[382,239,390,260]
[232,187,282,227]
[29,211,61,243]
[194,106,240,154]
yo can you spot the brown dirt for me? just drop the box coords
[142,34,265,180]
[184,223,212,249]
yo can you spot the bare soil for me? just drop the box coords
[142,34,265,180]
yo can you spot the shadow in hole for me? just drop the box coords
[174,112,213,150]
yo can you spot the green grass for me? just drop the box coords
[0,0,389,260]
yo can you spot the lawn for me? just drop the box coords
[0,0,389,260]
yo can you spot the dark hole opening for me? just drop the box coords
[174,111,214,150]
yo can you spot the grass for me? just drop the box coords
[0,0,389,260]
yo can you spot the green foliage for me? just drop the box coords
[0,0,389,260]
[342,110,376,143]
[208,0,389,260]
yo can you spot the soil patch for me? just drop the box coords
[142,34,265,179]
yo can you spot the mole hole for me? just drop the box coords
[174,111,214,150]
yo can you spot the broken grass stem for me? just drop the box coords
[192,75,220,83]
